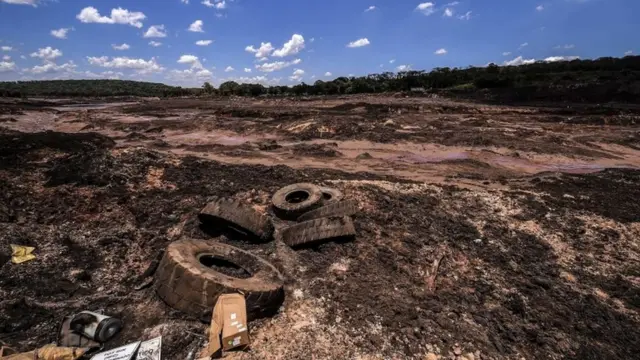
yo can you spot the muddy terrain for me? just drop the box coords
[0,95,639,360]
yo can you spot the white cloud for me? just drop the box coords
[365,6,376,12]
[255,58,301,73]
[347,38,370,48]
[112,43,130,51]
[257,57,268,62]
[1,0,39,6]
[324,72,332,77]
[245,42,275,59]
[396,65,411,71]
[51,28,71,39]
[225,66,235,72]
[188,20,204,32]
[519,42,529,49]
[536,5,544,11]
[289,68,304,81]
[272,34,305,57]
[144,25,167,38]
[2,55,10,61]
[30,46,62,60]
[87,56,164,73]
[202,0,225,9]
[504,56,535,66]
[502,52,511,56]
[196,40,213,46]
[389,59,396,64]
[446,1,460,5]
[149,41,162,47]
[1,46,13,51]
[244,68,252,73]
[181,0,189,3]
[20,55,26,59]
[544,56,579,62]
[554,44,575,50]
[28,61,77,74]
[76,7,146,28]
[625,50,633,56]
[444,8,453,17]
[177,55,199,64]
[310,38,315,43]
[457,11,472,20]
[435,48,447,55]
[0,61,17,72]
[416,2,435,16]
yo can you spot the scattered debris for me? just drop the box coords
[10,244,35,264]
[426,250,446,293]
[199,294,250,359]
[1,345,89,360]
[70,311,122,344]
[89,341,139,360]
[136,337,162,360]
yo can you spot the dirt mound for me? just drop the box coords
[292,143,342,157]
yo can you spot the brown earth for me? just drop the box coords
[0,95,639,360]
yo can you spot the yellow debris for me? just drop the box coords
[0,345,88,360]
[10,244,36,264]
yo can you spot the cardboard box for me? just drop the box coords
[201,294,250,359]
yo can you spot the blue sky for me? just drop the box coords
[0,0,637,87]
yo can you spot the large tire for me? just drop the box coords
[271,183,323,220]
[155,239,284,321]
[297,199,359,222]
[319,186,344,205]
[281,216,356,248]
[199,198,273,242]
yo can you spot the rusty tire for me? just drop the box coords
[297,199,359,222]
[281,216,356,248]
[319,186,344,205]
[199,198,274,242]
[271,183,323,220]
[155,239,284,321]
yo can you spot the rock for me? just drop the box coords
[257,139,281,151]
[425,353,439,360]
[462,353,475,360]
[473,238,482,244]
[383,119,395,126]
[356,152,373,159]
[454,346,462,356]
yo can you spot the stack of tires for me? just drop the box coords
[153,183,358,322]
[270,183,359,248]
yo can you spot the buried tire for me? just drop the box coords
[281,216,356,248]
[272,183,323,220]
[199,198,274,242]
[155,239,284,321]
[297,199,359,222]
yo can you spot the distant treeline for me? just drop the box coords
[0,79,193,98]
[2,56,640,103]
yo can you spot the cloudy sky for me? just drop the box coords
[0,0,636,87]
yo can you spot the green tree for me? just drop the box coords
[202,82,215,94]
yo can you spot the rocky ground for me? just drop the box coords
[0,95,639,360]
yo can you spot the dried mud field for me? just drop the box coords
[1,95,639,360]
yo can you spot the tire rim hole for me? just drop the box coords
[285,190,309,204]
[322,192,332,201]
[198,254,251,279]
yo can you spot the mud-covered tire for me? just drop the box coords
[281,216,356,248]
[271,183,323,220]
[297,199,359,222]
[319,186,344,205]
[199,198,274,242]
[155,239,284,321]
